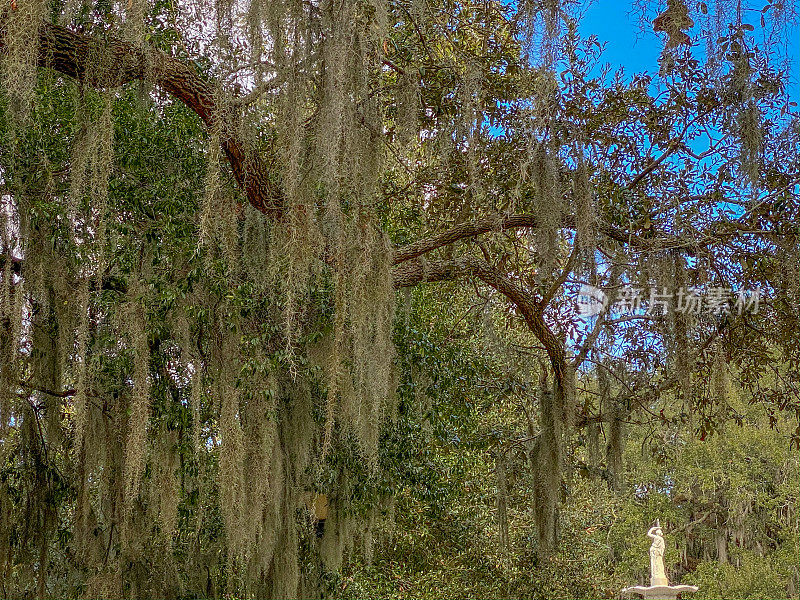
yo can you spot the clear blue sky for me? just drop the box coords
[579,2,660,76]
[578,1,799,102]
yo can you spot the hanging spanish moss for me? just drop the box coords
[122,289,151,522]
[123,0,147,44]
[599,364,623,492]
[710,345,730,410]
[586,416,601,467]
[461,62,485,211]
[198,117,240,275]
[71,278,90,455]
[532,142,562,279]
[573,152,595,273]
[495,451,511,556]
[672,252,692,407]
[737,100,762,187]
[517,0,562,67]
[395,70,420,147]
[1,0,46,125]
[530,373,561,556]
[0,0,397,595]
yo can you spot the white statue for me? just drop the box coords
[622,522,698,599]
[647,525,668,586]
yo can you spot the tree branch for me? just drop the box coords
[393,214,538,264]
[391,211,710,266]
[0,19,284,218]
[393,255,567,388]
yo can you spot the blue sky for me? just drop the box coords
[566,2,798,360]
[579,2,660,77]
[578,1,799,102]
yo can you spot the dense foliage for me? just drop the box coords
[341,286,798,598]
[0,0,797,598]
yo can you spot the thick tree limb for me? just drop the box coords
[391,207,791,266]
[391,212,707,266]
[0,19,284,218]
[393,214,539,264]
[393,255,566,387]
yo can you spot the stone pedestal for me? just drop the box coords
[622,584,699,600]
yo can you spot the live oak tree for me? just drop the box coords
[0,0,797,597]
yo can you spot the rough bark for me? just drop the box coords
[0,19,284,218]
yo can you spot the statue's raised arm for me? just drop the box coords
[622,523,698,598]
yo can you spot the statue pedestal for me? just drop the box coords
[622,584,699,600]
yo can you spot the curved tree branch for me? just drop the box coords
[391,204,794,266]
[393,214,539,264]
[391,211,712,266]
[393,255,566,388]
[0,19,284,218]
